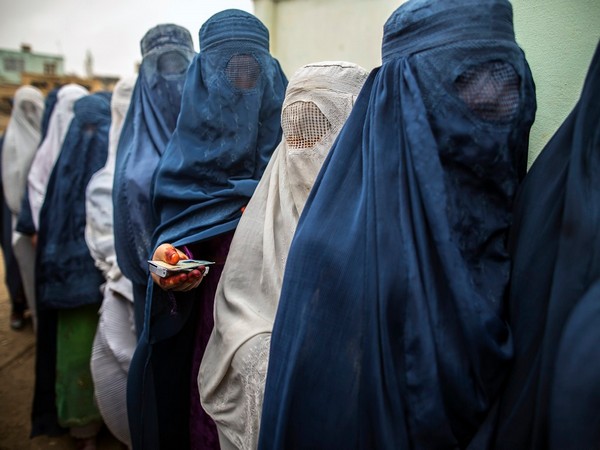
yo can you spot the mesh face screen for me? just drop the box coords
[157,51,189,76]
[225,54,261,90]
[455,60,520,123]
[20,100,39,127]
[282,101,331,149]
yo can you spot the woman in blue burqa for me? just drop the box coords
[469,41,600,450]
[127,9,287,450]
[113,23,195,335]
[35,91,112,449]
[29,83,89,439]
[258,0,537,448]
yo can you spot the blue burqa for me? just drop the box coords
[472,41,600,450]
[258,0,537,448]
[36,91,112,310]
[127,9,287,450]
[113,23,195,332]
[31,91,111,437]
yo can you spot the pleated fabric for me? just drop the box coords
[112,24,195,334]
[258,0,536,448]
[199,61,368,450]
[472,40,600,450]
[87,76,136,448]
[127,9,287,450]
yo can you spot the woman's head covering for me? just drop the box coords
[259,1,536,448]
[113,24,195,286]
[199,61,368,450]
[85,76,136,301]
[126,11,287,449]
[1,85,44,214]
[36,91,112,310]
[27,83,89,230]
[478,41,600,450]
[151,9,288,251]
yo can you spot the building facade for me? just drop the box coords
[0,44,64,85]
[0,45,118,133]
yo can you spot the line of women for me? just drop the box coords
[1,0,598,449]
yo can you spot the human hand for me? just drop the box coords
[150,243,205,292]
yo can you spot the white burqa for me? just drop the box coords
[1,85,44,214]
[86,76,136,449]
[199,61,368,450]
[2,86,44,327]
[27,83,89,231]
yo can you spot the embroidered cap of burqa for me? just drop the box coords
[258,0,537,448]
[113,24,194,289]
[36,92,112,310]
[474,41,600,450]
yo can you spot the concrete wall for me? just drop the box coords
[255,0,403,75]
[254,0,599,167]
[512,0,599,165]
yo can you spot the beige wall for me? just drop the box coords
[254,0,599,168]
[255,0,403,76]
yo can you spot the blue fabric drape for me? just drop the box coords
[473,41,600,450]
[36,92,111,310]
[17,87,58,236]
[127,9,287,450]
[151,12,288,251]
[258,1,536,448]
[113,24,194,305]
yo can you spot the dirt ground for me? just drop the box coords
[0,252,125,450]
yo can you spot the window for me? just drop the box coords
[4,57,24,72]
[44,63,57,75]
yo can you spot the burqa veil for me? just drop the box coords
[113,24,195,334]
[199,61,368,449]
[127,9,287,450]
[258,0,537,448]
[473,41,600,450]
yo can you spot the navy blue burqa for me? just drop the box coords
[127,10,287,450]
[258,1,536,448]
[31,91,111,437]
[36,91,111,310]
[113,24,195,332]
[472,41,600,450]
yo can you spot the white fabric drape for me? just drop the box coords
[1,85,44,214]
[27,84,88,231]
[2,85,45,328]
[86,76,136,449]
[199,61,368,450]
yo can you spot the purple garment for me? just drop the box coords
[188,230,234,450]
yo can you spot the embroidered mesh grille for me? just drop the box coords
[455,60,520,123]
[157,51,189,76]
[282,101,331,149]
[225,54,261,90]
